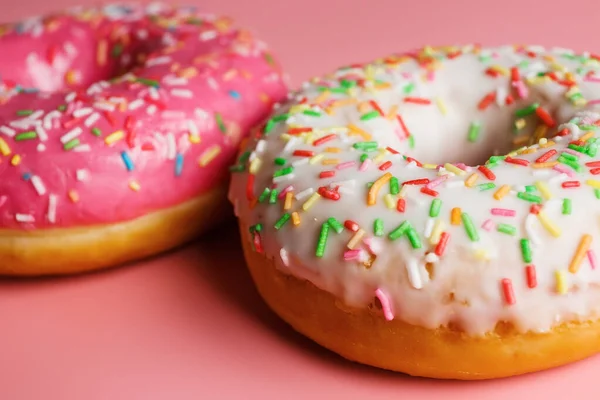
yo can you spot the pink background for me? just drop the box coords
[1,0,600,398]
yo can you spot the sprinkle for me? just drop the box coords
[562,198,572,214]
[374,218,384,237]
[491,208,516,217]
[569,234,593,274]
[555,270,568,294]
[374,289,394,321]
[121,151,134,171]
[461,212,479,242]
[588,250,597,270]
[406,259,423,289]
[302,192,321,211]
[15,131,37,141]
[284,192,293,210]
[198,145,221,166]
[388,221,411,241]
[520,238,532,263]
[444,163,466,176]
[345,220,359,232]
[465,173,479,187]
[347,228,366,249]
[536,211,562,237]
[434,232,450,256]
[450,207,461,225]
[104,130,124,145]
[536,149,557,163]
[477,165,496,180]
[517,192,542,203]
[482,219,494,231]
[274,213,291,230]
[215,113,227,133]
[15,213,34,223]
[534,181,552,199]
[396,198,406,213]
[497,223,517,235]
[313,134,337,146]
[429,198,442,218]
[501,279,516,305]
[406,228,422,249]
[367,172,392,206]
[0,138,12,155]
[291,212,301,226]
[30,175,46,196]
[535,107,555,127]
[327,217,344,234]
[478,92,496,110]
[561,181,580,188]
[467,122,481,142]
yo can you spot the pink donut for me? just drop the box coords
[0,3,287,275]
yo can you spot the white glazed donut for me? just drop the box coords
[229,44,600,379]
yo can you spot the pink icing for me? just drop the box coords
[0,3,287,229]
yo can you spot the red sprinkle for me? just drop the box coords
[535,107,556,127]
[396,198,406,213]
[562,181,581,188]
[369,100,384,116]
[319,170,336,179]
[526,265,537,289]
[502,279,516,305]
[556,128,570,137]
[292,150,315,157]
[585,161,600,167]
[591,168,600,175]
[144,96,167,110]
[141,143,155,151]
[317,186,340,200]
[386,146,400,154]
[379,161,392,171]
[402,178,429,186]
[478,92,496,110]
[397,114,411,139]
[510,67,520,82]
[504,156,530,166]
[344,220,359,232]
[420,187,438,197]
[434,232,450,256]
[404,97,431,105]
[288,127,312,135]
[252,231,264,253]
[405,156,422,167]
[536,149,557,163]
[47,45,58,64]
[313,134,337,146]
[530,204,542,215]
[477,165,496,180]
[62,117,81,130]
[246,174,255,201]
[505,95,515,105]
[485,68,501,78]
[103,111,117,127]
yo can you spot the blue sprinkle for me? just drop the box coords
[121,151,134,171]
[22,173,32,181]
[175,153,184,176]
[228,90,241,100]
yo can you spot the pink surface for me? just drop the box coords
[2,0,600,398]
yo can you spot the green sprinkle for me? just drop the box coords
[515,103,539,118]
[238,151,251,164]
[517,192,543,203]
[340,79,357,88]
[263,52,275,66]
[568,144,587,154]
[91,127,102,136]
[274,213,291,230]
[408,135,415,149]
[327,217,344,234]
[274,157,286,166]
[16,109,33,116]
[249,223,263,233]
[461,212,479,242]
[557,156,583,172]
[595,188,600,199]
[560,152,578,162]
[329,87,350,94]
[229,164,245,172]
[360,111,380,121]
[467,122,481,142]
[388,221,411,241]
[497,223,517,236]
[406,228,422,249]
[353,141,379,151]
[403,82,415,94]
[273,114,289,123]
[390,177,399,195]
[264,119,276,134]
[111,43,123,57]
[429,198,442,217]
[63,138,80,150]
[316,223,330,258]
[360,153,369,162]
[269,189,279,204]
[562,198,572,215]
[366,182,374,188]
[587,143,599,157]
[374,218,384,237]
[215,113,227,133]
[520,238,532,263]
[273,166,294,177]
[487,155,506,164]
[137,77,159,88]
[579,124,596,131]
[478,182,496,191]
[15,131,37,141]
[303,109,321,117]
[524,185,536,193]
[57,104,67,112]
[258,188,271,203]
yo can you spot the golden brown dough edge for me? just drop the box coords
[238,223,600,380]
[0,185,230,276]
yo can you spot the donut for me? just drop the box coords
[0,3,287,276]
[228,44,600,379]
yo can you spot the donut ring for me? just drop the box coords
[229,45,600,379]
[0,3,287,275]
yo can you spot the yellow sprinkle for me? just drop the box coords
[178,67,198,79]
[555,270,568,294]
[569,234,593,274]
[474,249,490,261]
[291,211,301,226]
[422,163,438,169]
[284,191,293,210]
[304,133,314,144]
[129,181,141,191]
[0,137,11,156]
[309,154,324,165]
[515,119,526,130]
[429,219,445,245]
[586,179,600,189]
[386,105,399,120]
[373,149,387,164]
[10,154,21,166]
[383,194,396,209]
[494,184,511,200]
[435,97,448,115]
[580,131,595,143]
[450,207,461,225]
[321,158,340,165]
[367,172,392,206]
[538,138,548,146]
[301,192,320,211]
[491,65,510,76]
[68,190,79,203]
[444,163,466,176]
[188,134,201,144]
[65,69,78,85]
[313,90,330,104]
[324,147,341,153]
[198,145,221,167]
[347,228,366,250]
[537,211,562,238]
[534,181,553,200]
[398,184,409,198]
[104,130,124,145]
[465,173,479,188]
[289,105,307,114]
[539,140,555,148]
[532,161,558,169]
[347,124,372,140]
[249,158,262,174]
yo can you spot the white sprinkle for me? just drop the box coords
[425,253,439,263]
[43,110,61,130]
[94,102,116,112]
[47,194,57,223]
[525,214,542,246]
[279,248,289,267]
[549,173,568,184]
[291,158,309,167]
[187,120,199,135]
[0,126,16,137]
[148,87,160,100]
[65,92,77,103]
[128,99,145,110]
[15,213,34,223]
[200,30,218,41]
[445,180,465,188]
[36,143,46,152]
[63,42,76,56]
[73,107,94,118]
[166,133,176,160]
[162,111,186,119]
[147,105,157,115]
[282,137,298,154]
[273,174,295,183]
[24,110,44,120]
[207,77,219,90]
[424,218,435,238]
[73,144,91,152]
[30,175,46,195]
[496,87,507,106]
[146,55,172,67]
[60,127,82,144]
[295,188,314,200]
[337,186,355,195]
[84,112,100,127]
[163,76,189,86]
[170,89,193,98]
[76,169,89,181]
[255,140,267,153]
[406,259,423,289]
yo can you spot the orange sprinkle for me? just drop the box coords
[465,173,479,187]
[104,130,124,145]
[347,228,366,249]
[386,104,399,119]
[494,184,511,200]
[347,124,372,140]
[198,145,221,167]
[532,161,558,169]
[569,234,593,274]
[284,191,293,210]
[129,181,141,191]
[68,190,79,203]
[97,40,108,66]
[367,173,392,206]
[324,147,341,153]
[322,158,340,165]
[10,154,21,166]
[580,131,595,142]
[0,137,10,156]
[291,211,301,226]
[313,90,330,104]
[450,207,461,225]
